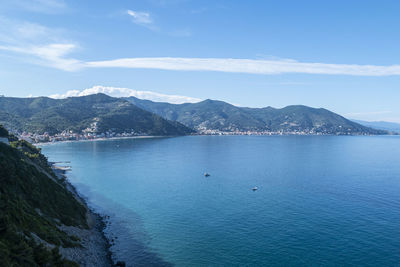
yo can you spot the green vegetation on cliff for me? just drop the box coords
[0,126,87,266]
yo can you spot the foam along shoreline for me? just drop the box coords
[52,167,115,266]
[36,135,166,146]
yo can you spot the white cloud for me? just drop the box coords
[0,18,81,71]
[6,38,400,75]
[0,43,82,71]
[85,57,400,76]
[49,85,202,104]
[15,22,50,40]
[31,43,81,70]
[127,10,153,25]
[0,18,58,44]
[126,9,189,35]
[4,19,400,76]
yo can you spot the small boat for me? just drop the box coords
[54,165,72,171]
[204,173,210,177]
[252,186,258,191]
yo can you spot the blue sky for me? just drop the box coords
[1,0,400,122]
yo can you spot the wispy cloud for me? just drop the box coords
[5,25,400,76]
[0,18,81,71]
[4,18,400,76]
[49,85,202,104]
[0,43,81,71]
[127,9,153,25]
[125,9,188,35]
[0,18,60,43]
[85,57,400,76]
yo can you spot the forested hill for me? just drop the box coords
[0,94,193,136]
[0,93,387,135]
[0,125,87,265]
[125,97,387,135]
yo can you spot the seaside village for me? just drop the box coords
[17,121,139,143]
[18,126,342,144]
[12,116,361,144]
[196,126,352,136]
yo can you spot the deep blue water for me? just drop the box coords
[41,136,400,266]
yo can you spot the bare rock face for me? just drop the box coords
[59,212,111,267]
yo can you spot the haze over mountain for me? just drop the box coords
[0,94,193,136]
[125,96,386,135]
[353,120,400,133]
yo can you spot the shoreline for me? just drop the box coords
[53,167,117,266]
[34,133,399,147]
[36,135,166,146]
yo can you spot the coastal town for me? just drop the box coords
[195,124,378,136]
[17,130,141,143]
[12,127,372,144]
[14,120,146,143]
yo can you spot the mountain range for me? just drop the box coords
[0,94,193,136]
[0,94,388,136]
[353,120,400,133]
[124,97,386,135]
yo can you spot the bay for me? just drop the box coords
[41,136,400,266]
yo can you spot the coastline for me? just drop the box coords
[34,132,398,147]
[36,135,166,146]
[53,167,117,266]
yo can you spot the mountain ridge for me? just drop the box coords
[0,94,193,136]
[125,96,387,135]
[0,94,388,136]
[352,119,400,133]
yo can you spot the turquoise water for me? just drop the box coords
[41,136,400,266]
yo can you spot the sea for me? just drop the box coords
[41,135,400,266]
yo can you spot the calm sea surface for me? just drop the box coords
[41,136,400,266]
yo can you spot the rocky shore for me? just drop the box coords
[53,168,118,266]
[59,212,112,266]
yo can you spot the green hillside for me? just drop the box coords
[0,94,193,136]
[125,97,387,135]
[0,125,88,266]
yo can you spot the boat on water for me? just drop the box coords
[204,173,210,177]
[252,186,258,191]
[54,165,72,171]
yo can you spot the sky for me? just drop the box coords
[1,0,400,122]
